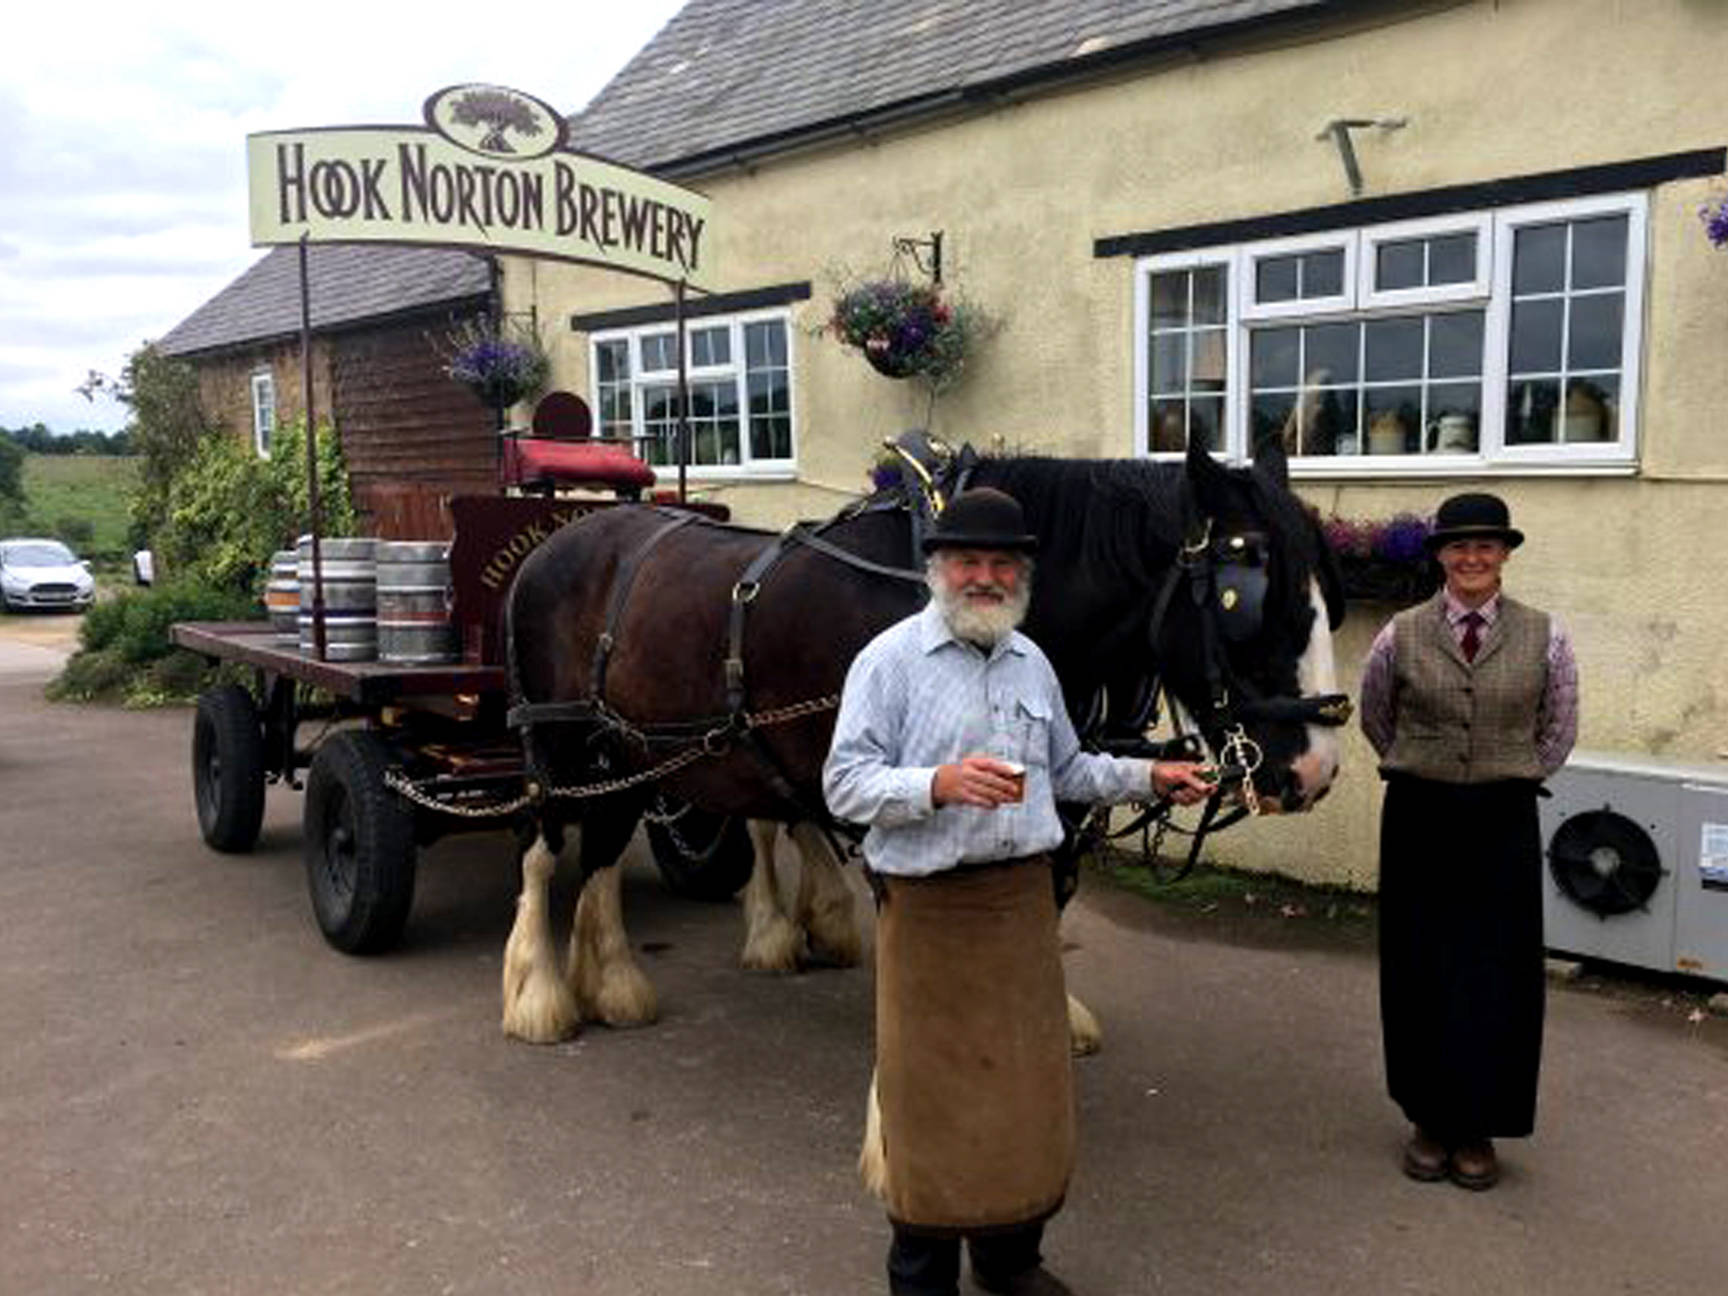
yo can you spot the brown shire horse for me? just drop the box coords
[499,441,1346,1042]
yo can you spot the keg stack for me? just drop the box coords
[296,536,378,661]
[376,541,459,666]
[265,550,300,646]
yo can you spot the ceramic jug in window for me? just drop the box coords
[1426,413,1475,453]
[1367,411,1407,455]
[1563,383,1607,442]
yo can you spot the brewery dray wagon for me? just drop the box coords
[171,494,748,956]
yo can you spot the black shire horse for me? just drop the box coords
[499,441,1346,1042]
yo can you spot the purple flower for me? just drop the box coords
[1373,514,1432,563]
[1703,195,1728,249]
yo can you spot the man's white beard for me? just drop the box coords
[927,568,1031,646]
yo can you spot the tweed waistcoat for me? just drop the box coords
[1381,593,1550,784]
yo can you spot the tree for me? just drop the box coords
[449,89,543,154]
[0,433,23,506]
[79,344,213,549]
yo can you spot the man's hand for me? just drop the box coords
[932,755,1023,808]
[1153,761,1216,806]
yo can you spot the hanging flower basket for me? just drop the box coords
[827,278,987,392]
[1322,512,1440,604]
[1701,192,1728,248]
[441,316,550,411]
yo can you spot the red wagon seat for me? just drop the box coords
[501,391,657,496]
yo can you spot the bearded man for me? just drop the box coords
[823,487,1213,1296]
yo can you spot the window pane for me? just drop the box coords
[596,340,629,383]
[1568,292,1624,370]
[1429,311,1484,379]
[1250,391,1296,450]
[1191,328,1227,389]
[1192,267,1227,325]
[1506,378,1560,444]
[745,320,787,367]
[1363,318,1423,381]
[1189,398,1224,453]
[1305,322,1359,385]
[642,333,676,371]
[1513,224,1566,295]
[1302,250,1344,297]
[1307,388,1359,457]
[691,326,730,367]
[1257,256,1299,303]
[1563,376,1617,443]
[1150,273,1190,330]
[1509,298,1564,373]
[1377,240,1424,291]
[1150,332,1188,394]
[1250,328,1300,387]
[1364,388,1420,454]
[1572,216,1627,289]
[1424,384,1479,452]
[1428,233,1476,284]
[1149,399,1187,453]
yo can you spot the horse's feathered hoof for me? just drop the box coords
[1067,993,1103,1057]
[741,913,805,973]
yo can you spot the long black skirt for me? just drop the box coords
[1377,775,1546,1141]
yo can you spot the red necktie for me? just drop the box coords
[1460,611,1483,663]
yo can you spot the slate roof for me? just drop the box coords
[158,243,491,358]
[568,0,1333,172]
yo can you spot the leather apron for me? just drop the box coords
[875,859,1075,1233]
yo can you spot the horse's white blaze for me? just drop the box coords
[501,835,578,1043]
[569,852,658,1026]
[1290,578,1341,806]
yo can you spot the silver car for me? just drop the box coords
[0,538,97,612]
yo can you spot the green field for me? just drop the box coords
[4,454,140,568]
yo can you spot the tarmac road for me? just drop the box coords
[1,619,1725,1295]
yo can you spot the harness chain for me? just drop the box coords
[383,693,841,819]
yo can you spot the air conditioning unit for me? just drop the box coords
[1540,750,1728,981]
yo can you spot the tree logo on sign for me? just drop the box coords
[423,83,568,161]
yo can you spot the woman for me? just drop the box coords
[1359,492,1578,1191]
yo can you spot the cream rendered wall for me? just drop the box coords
[506,0,1728,888]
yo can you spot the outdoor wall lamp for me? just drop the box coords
[1316,117,1407,195]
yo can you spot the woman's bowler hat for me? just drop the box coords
[921,488,1039,554]
[1424,492,1525,552]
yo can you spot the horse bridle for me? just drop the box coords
[1072,507,1354,876]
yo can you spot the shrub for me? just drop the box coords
[77,580,258,665]
[155,419,354,594]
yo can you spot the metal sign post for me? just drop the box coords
[298,235,327,661]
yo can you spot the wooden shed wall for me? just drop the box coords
[330,312,496,540]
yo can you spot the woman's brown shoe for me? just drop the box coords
[1401,1128,1449,1182]
[1449,1139,1500,1190]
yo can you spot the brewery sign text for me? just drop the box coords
[248,84,713,289]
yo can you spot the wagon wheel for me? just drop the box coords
[645,799,756,902]
[303,730,417,954]
[192,684,267,853]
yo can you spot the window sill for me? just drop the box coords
[1290,457,1638,481]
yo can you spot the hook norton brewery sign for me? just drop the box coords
[247,84,714,289]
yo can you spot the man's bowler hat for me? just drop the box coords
[1424,492,1524,552]
[921,488,1039,555]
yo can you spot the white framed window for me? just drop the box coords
[1239,232,1355,321]
[1134,192,1646,476]
[589,309,795,476]
[250,371,275,458]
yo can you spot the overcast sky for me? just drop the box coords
[0,0,688,435]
